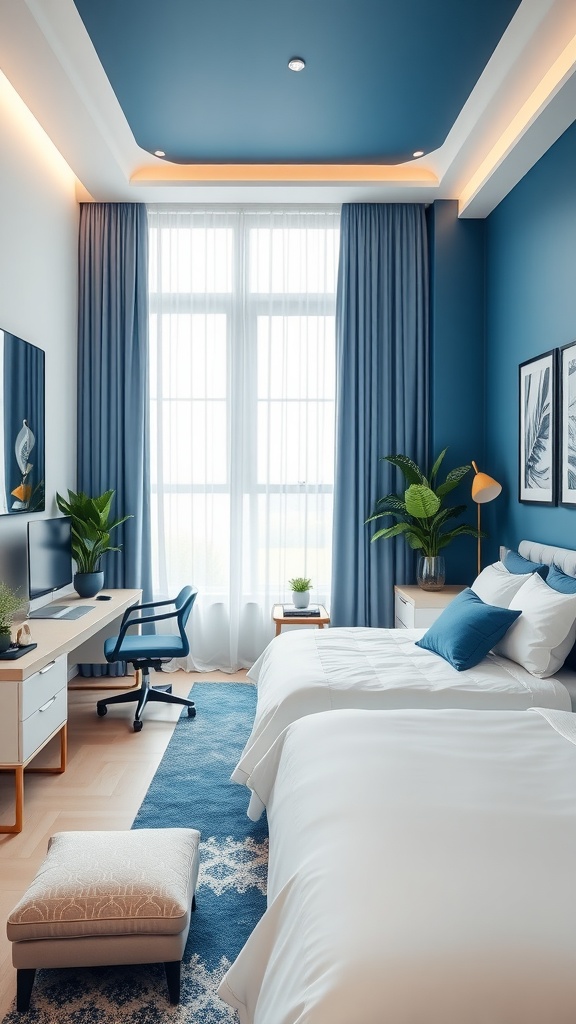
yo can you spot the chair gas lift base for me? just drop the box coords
[96,587,198,732]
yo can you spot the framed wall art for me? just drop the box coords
[559,339,576,507]
[518,350,556,505]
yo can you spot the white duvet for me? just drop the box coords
[220,707,576,1024]
[233,627,573,801]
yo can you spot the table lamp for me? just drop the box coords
[471,462,502,576]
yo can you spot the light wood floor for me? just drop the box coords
[0,670,248,1020]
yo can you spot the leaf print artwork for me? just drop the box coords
[560,343,576,505]
[519,351,556,505]
[523,366,550,490]
[567,357,576,491]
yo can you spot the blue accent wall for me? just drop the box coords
[485,120,576,560]
[428,200,486,584]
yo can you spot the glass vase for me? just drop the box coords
[417,555,446,591]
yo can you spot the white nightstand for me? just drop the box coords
[394,585,466,629]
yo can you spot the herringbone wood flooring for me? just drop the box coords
[0,670,247,1019]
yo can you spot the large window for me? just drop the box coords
[148,208,340,670]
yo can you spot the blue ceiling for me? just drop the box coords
[72,0,522,165]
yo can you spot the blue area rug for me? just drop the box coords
[2,683,267,1024]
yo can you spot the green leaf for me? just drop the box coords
[435,464,471,498]
[429,504,467,528]
[370,522,413,543]
[429,448,447,484]
[383,454,424,485]
[404,484,441,519]
[436,524,481,549]
[374,493,407,513]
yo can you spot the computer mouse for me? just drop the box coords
[96,594,112,600]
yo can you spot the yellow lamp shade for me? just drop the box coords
[471,472,502,504]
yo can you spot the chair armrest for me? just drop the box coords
[107,604,184,662]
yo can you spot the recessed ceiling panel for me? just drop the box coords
[72,0,522,164]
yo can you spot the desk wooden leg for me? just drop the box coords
[1,724,68,834]
[275,624,281,637]
[27,723,67,776]
[0,766,24,834]
[318,623,325,629]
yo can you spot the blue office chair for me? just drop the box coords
[96,586,198,732]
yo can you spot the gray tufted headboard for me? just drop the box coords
[499,541,576,577]
[517,540,576,578]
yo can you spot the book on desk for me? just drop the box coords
[282,604,321,617]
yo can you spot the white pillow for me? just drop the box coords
[470,561,533,608]
[494,572,576,677]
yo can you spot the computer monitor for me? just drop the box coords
[27,516,72,600]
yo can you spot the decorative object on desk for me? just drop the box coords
[0,642,38,660]
[0,582,24,653]
[16,623,32,647]
[367,448,479,591]
[471,462,502,576]
[282,604,321,617]
[518,350,556,505]
[56,488,132,597]
[559,340,576,507]
[288,576,312,609]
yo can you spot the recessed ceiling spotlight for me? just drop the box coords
[154,150,166,157]
[412,150,424,158]
[288,57,306,72]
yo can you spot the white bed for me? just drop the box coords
[232,541,576,806]
[220,707,576,1024]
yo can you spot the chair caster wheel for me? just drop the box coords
[187,706,196,718]
[96,704,107,717]
[133,720,143,732]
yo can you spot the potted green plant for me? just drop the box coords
[366,449,480,591]
[55,489,132,598]
[289,576,313,609]
[0,581,24,653]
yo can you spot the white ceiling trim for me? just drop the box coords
[0,0,573,214]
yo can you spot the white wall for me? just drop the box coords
[0,70,78,594]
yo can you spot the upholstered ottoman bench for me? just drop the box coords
[7,827,200,1012]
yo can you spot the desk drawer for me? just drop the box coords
[21,685,67,762]
[21,656,67,720]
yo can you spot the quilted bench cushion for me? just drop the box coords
[7,828,200,942]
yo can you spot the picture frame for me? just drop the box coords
[518,350,556,505]
[559,340,576,507]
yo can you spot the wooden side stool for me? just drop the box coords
[7,827,200,1011]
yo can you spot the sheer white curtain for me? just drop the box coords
[148,207,340,671]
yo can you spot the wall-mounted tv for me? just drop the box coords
[0,328,45,514]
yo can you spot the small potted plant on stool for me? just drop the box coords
[289,577,313,609]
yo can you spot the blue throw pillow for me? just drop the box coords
[546,567,576,671]
[503,549,549,579]
[545,565,576,594]
[415,588,521,672]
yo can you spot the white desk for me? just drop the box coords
[0,588,141,834]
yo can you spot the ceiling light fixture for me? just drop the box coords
[154,150,166,157]
[412,150,424,158]
[288,57,306,72]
